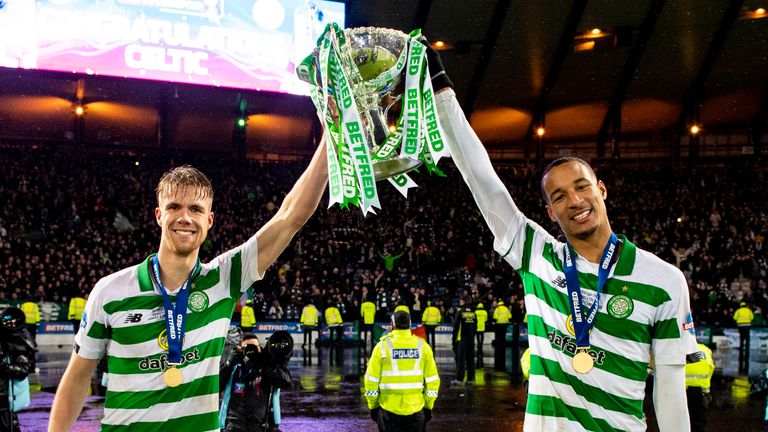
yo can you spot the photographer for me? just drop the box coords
[219,332,293,432]
[1,307,36,432]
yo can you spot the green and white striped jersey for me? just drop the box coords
[497,219,698,432]
[74,235,261,431]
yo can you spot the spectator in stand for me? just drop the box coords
[0,146,766,364]
[267,300,284,321]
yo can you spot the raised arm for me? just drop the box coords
[435,88,526,255]
[427,43,526,256]
[256,138,328,276]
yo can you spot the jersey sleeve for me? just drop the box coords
[73,279,110,360]
[652,268,699,365]
[210,234,262,298]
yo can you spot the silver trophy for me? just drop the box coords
[298,26,422,180]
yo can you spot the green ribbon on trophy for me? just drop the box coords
[296,23,450,215]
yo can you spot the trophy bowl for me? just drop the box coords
[299,26,423,181]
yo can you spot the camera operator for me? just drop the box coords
[219,332,293,432]
[1,307,36,432]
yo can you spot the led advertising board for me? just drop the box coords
[0,0,344,95]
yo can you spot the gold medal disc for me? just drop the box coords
[163,366,184,387]
[572,351,594,374]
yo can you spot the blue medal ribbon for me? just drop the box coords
[150,256,198,364]
[563,233,619,349]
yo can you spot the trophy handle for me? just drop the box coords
[383,94,402,123]
[368,106,389,147]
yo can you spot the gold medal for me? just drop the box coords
[572,350,594,374]
[163,366,184,387]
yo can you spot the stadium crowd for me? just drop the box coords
[1,147,766,328]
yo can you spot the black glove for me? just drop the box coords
[423,408,432,422]
[420,36,454,91]
[370,407,380,423]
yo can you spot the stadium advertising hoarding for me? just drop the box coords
[0,0,344,94]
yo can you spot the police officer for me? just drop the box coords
[685,343,715,432]
[241,299,257,333]
[300,301,319,349]
[361,298,377,350]
[364,310,440,432]
[325,302,343,365]
[734,302,754,372]
[452,297,476,384]
[422,301,441,348]
[492,300,511,371]
[474,303,488,366]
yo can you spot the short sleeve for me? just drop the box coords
[652,270,699,365]
[73,280,110,360]
[209,233,262,298]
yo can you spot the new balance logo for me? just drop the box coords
[552,276,567,288]
[124,313,143,323]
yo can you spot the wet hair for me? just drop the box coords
[540,157,597,203]
[155,165,213,204]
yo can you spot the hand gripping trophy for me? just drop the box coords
[296,24,449,215]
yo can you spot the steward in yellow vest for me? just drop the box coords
[21,300,40,339]
[422,304,441,326]
[364,310,440,428]
[361,300,377,350]
[475,303,488,366]
[68,296,86,332]
[300,303,319,350]
[300,304,319,327]
[492,300,512,371]
[240,300,256,331]
[361,301,377,325]
[422,302,441,348]
[734,302,755,372]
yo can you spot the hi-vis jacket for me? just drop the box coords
[300,304,319,327]
[475,305,488,332]
[68,296,86,320]
[361,301,377,325]
[240,305,256,328]
[364,329,440,415]
[422,306,441,325]
[685,343,714,392]
[21,301,40,324]
[493,303,512,324]
[734,306,754,326]
[325,306,343,326]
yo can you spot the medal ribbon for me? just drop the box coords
[151,256,198,364]
[563,233,619,348]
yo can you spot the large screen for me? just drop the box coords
[0,0,344,95]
